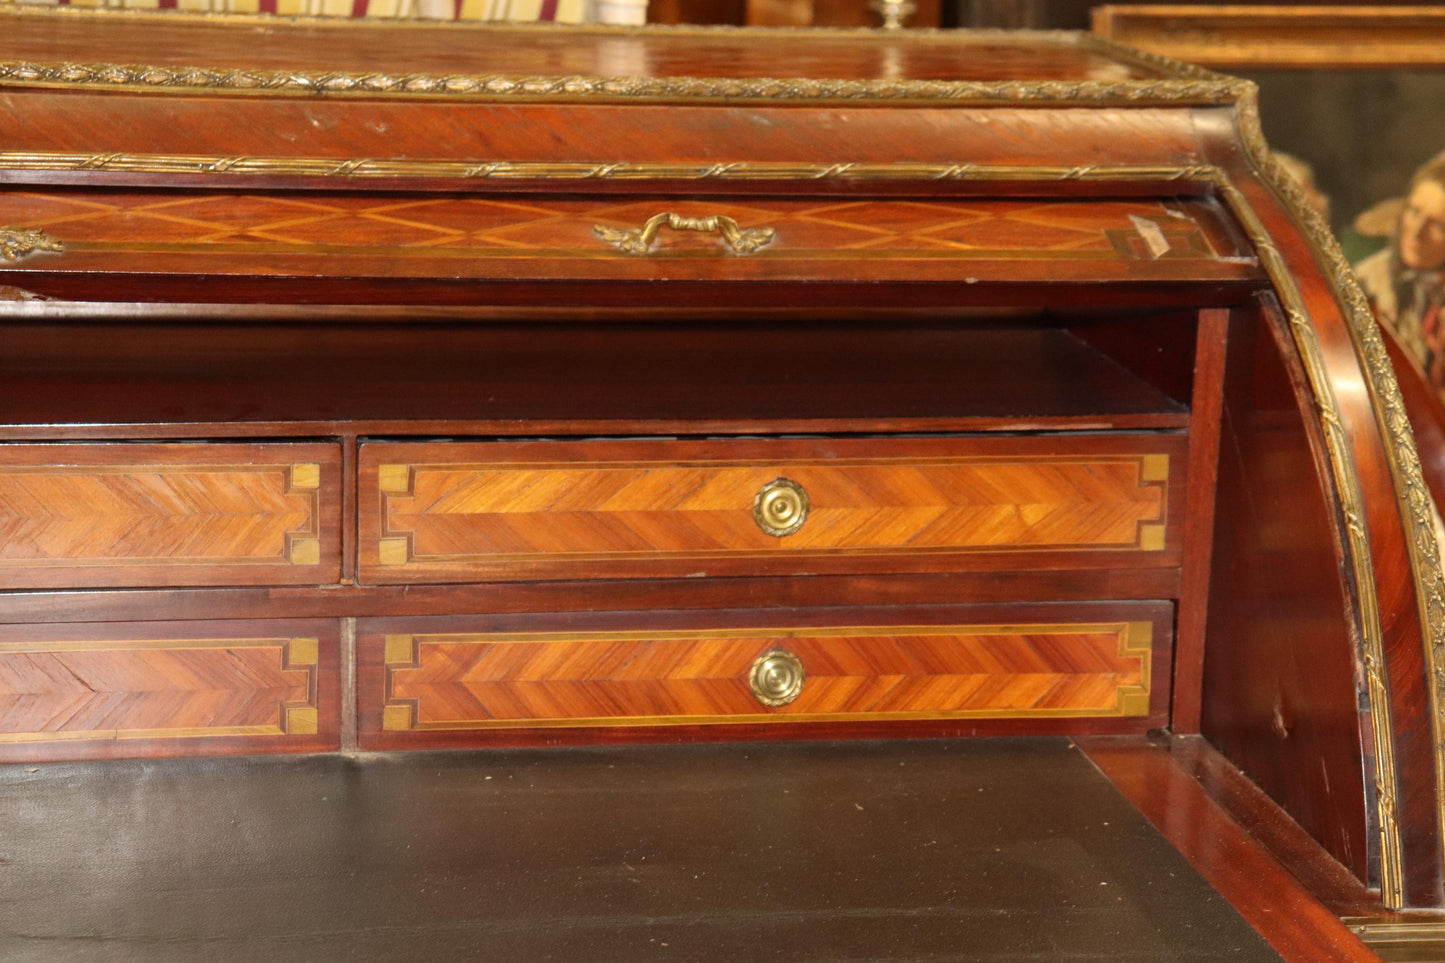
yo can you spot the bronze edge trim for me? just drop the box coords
[0,152,1221,182]
[0,60,1246,105]
[1222,81,1439,908]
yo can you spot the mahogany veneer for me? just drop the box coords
[0,8,1440,923]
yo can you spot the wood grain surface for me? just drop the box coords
[1200,306,1370,888]
[359,436,1184,583]
[0,443,340,587]
[0,322,1189,439]
[0,9,1173,83]
[383,624,1152,728]
[1205,99,1445,901]
[0,192,1254,292]
[0,619,340,762]
[0,10,1424,916]
[1080,735,1386,963]
[1092,5,1445,69]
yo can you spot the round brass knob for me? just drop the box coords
[750,648,805,707]
[753,478,809,537]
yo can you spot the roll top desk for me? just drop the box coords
[0,8,1440,929]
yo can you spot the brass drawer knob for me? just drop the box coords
[750,648,805,707]
[753,477,809,537]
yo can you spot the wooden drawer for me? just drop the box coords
[0,192,1256,297]
[358,436,1184,583]
[358,603,1172,748]
[0,443,341,587]
[0,619,340,762]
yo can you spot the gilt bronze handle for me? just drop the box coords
[594,212,775,255]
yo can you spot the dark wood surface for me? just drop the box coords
[0,191,1260,298]
[1204,118,1444,900]
[0,12,1435,914]
[0,323,1188,435]
[1134,735,1389,919]
[1199,303,1370,886]
[0,569,1187,624]
[1079,735,1384,963]
[0,737,1287,963]
[0,102,1212,188]
[1380,321,1445,518]
[1172,307,1229,732]
[0,8,1171,83]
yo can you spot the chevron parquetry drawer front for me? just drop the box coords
[0,443,341,587]
[0,619,339,762]
[358,604,1170,747]
[357,436,1184,583]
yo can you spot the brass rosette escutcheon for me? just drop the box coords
[749,648,805,708]
[753,477,809,537]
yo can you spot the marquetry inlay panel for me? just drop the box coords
[0,443,340,587]
[377,622,1153,731]
[360,440,1176,582]
[0,191,1248,282]
[0,635,318,744]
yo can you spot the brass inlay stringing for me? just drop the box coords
[0,227,62,262]
[1092,29,1429,905]
[749,648,806,708]
[0,21,1419,897]
[594,213,775,256]
[0,153,1222,184]
[1212,176,1406,905]
[380,621,1152,729]
[1202,77,1430,906]
[753,478,809,537]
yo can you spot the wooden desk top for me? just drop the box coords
[0,7,1189,93]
